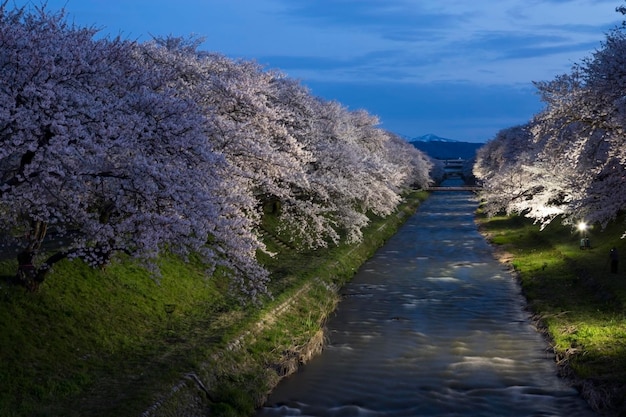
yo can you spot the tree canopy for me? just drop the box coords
[474,6,626,235]
[0,3,432,298]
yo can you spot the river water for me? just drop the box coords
[256,184,596,417]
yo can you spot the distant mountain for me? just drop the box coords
[412,133,459,143]
[409,134,483,160]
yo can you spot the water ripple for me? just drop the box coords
[257,186,597,417]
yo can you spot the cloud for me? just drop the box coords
[23,0,621,87]
[8,0,624,141]
[279,1,461,32]
[260,0,621,86]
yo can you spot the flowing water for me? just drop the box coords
[256,183,596,417]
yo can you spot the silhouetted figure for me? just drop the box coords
[580,237,590,250]
[609,247,619,273]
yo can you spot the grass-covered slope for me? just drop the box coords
[0,190,428,417]
[476,210,626,416]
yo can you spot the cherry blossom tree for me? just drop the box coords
[265,77,348,248]
[0,5,433,299]
[474,12,626,234]
[566,28,626,228]
[133,38,274,297]
[382,132,432,191]
[524,29,626,229]
[0,5,269,296]
[474,124,540,218]
[298,100,418,244]
[143,39,432,250]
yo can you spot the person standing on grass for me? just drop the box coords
[609,247,619,273]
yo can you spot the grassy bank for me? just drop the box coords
[476,210,626,416]
[0,190,428,417]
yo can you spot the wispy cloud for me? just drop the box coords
[26,0,620,86]
[250,0,621,86]
[8,0,625,140]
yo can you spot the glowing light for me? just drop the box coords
[577,222,588,232]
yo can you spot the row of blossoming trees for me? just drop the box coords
[0,5,432,298]
[473,12,626,236]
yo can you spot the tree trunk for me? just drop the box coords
[15,220,47,292]
[16,249,42,292]
[14,220,125,291]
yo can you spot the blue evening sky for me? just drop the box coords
[9,0,623,142]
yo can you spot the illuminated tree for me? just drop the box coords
[475,18,626,234]
[474,124,540,217]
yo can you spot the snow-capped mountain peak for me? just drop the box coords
[412,133,458,142]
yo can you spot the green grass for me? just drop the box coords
[0,253,236,416]
[477,210,626,413]
[0,189,428,417]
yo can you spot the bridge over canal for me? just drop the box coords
[426,186,482,192]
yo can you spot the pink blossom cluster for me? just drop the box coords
[0,5,432,299]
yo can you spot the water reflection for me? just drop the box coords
[257,184,596,417]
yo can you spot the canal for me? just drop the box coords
[256,183,596,416]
